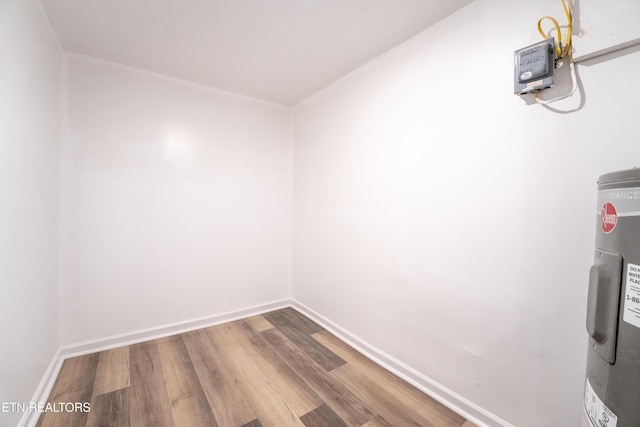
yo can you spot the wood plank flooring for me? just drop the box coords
[37,308,478,427]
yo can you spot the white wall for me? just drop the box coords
[6,0,638,424]
[60,56,292,345]
[0,0,63,425]
[292,0,640,425]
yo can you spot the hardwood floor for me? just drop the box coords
[37,308,478,427]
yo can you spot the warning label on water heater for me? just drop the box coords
[584,379,618,427]
[624,263,640,329]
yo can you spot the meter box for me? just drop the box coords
[514,39,555,95]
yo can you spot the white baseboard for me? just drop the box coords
[19,299,289,427]
[19,348,64,427]
[24,298,510,427]
[60,299,290,359]
[290,299,514,427]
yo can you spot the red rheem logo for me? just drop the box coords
[601,202,618,233]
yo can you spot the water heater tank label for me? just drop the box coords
[584,379,618,427]
[598,187,640,218]
[624,263,640,329]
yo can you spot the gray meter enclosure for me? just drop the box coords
[584,168,640,427]
[514,39,555,95]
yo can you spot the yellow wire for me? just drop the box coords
[561,0,572,58]
[537,0,572,59]
[537,15,562,57]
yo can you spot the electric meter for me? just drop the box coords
[514,39,555,95]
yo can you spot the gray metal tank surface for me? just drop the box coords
[584,168,640,427]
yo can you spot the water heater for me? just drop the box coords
[584,168,640,427]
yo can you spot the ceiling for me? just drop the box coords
[41,0,472,106]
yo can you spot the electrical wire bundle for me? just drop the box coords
[534,0,576,105]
